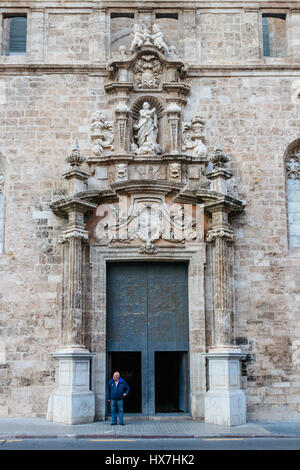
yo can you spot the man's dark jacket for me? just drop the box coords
[107,377,130,401]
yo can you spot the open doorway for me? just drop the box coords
[155,351,188,413]
[108,352,141,413]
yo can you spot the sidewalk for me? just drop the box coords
[0,417,300,439]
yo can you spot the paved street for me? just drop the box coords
[0,437,300,450]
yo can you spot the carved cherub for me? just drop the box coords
[130,24,145,52]
[150,24,170,56]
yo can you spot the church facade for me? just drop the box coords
[0,1,300,425]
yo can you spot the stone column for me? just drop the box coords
[182,10,197,61]
[241,9,260,62]
[115,103,130,153]
[89,9,107,63]
[289,11,300,59]
[204,148,246,426]
[166,103,181,154]
[48,143,97,424]
[28,9,45,63]
[206,207,235,348]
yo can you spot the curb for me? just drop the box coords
[0,433,298,439]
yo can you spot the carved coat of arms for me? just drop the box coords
[133,54,162,89]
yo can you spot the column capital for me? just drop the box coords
[206,225,235,243]
[63,227,89,242]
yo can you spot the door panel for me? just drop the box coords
[147,263,189,350]
[106,262,189,415]
[106,263,148,350]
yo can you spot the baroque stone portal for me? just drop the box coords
[49,20,247,426]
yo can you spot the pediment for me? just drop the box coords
[107,46,187,73]
[106,47,187,91]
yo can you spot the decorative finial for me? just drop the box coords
[66,140,86,167]
[210,145,230,169]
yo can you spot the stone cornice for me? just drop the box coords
[50,189,119,216]
[50,194,101,217]
[3,63,300,76]
[0,2,298,9]
[87,153,207,164]
[111,179,185,196]
[50,185,245,218]
[202,194,246,214]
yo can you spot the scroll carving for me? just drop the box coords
[182,114,207,158]
[90,111,114,156]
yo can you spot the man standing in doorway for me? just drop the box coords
[107,371,130,425]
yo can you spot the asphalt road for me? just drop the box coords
[0,437,300,450]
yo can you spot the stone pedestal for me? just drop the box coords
[47,346,96,424]
[204,347,246,426]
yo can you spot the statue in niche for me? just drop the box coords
[132,102,162,155]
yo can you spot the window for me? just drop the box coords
[262,13,286,57]
[2,15,27,56]
[0,173,4,254]
[111,13,134,19]
[286,149,300,248]
[155,13,178,20]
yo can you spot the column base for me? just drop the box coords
[47,346,96,425]
[204,347,246,427]
[51,391,95,425]
[205,389,246,426]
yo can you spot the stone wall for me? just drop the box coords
[47,13,90,63]
[200,13,242,63]
[0,2,300,420]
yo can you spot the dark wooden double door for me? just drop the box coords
[106,262,189,416]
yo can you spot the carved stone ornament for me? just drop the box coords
[90,111,114,156]
[130,24,170,56]
[169,163,181,181]
[206,226,235,243]
[210,146,230,169]
[94,197,202,252]
[63,227,89,241]
[66,140,86,167]
[115,163,128,181]
[182,114,207,158]
[133,54,162,89]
